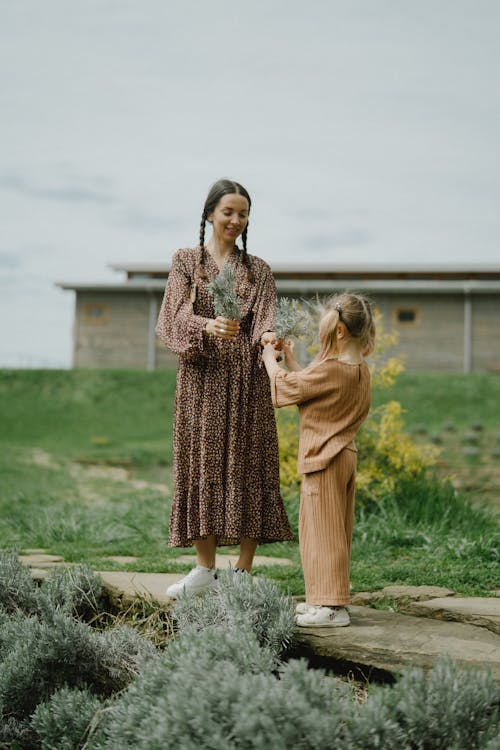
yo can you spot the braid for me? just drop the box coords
[240,225,254,283]
[197,211,208,281]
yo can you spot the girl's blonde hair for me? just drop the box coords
[319,292,375,357]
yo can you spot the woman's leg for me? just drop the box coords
[194,535,217,568]
[236,537,258,571]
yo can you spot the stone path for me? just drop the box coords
[18,552,500,682]
[292,605,500,682]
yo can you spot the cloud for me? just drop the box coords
[303,229,372,251]
[0,172,116,205]
[0,252,21,269]
[115,206,176,233]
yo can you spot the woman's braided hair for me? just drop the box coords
[197,179,254,282]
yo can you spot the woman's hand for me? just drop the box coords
[206,316,239,341]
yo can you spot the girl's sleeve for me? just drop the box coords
[251,263,277,346]
[155,251,210,359]
[270,369,303,407]
[271,360,334,407]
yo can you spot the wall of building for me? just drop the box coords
[73,291,176,369]
[371,293,465,371]
[71,288,499,372]
[472,294,500,372]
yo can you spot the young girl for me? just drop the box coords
[262,293,374,627]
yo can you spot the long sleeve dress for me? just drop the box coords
[156,246,293,547]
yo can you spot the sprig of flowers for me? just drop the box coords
[208,263,244,321]
[274,297,310,341]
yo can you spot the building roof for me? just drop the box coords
[109,261,500,282]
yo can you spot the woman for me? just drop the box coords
[156,178,293,596]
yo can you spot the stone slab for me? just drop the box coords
[381,585,455,601]
[29,567,51,582]
[18,554,65,568]
[292,605,500,682]
[172,554,293,568]
[407,597,500,635]
[97,571,180,608]
[21,548,49,555]
[103,556,139,565]
[351,585,455,606]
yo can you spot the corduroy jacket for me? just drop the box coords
[270,357,371,474]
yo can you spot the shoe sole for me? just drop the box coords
[295,619,350,628]
[166,582,217,597]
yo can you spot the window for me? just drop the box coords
[394,307,418,325]
[82,303,109,325]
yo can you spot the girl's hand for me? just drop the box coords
[206,316,239,341]
[260,331,276,347]
[282,338,295,362]
[262,342,280,361]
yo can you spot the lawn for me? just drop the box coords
[0,369,498,598]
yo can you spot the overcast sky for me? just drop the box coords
[1,0,499,366]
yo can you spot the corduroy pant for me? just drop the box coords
[299,446,357,606]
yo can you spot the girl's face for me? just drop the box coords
[208,193,249,243]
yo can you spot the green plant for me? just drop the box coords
[172,568,296,659]
[0,610,154,723]
[40,564,104,620]
[274,297,309,341]
[88,625,279,749]
[0,549,39,615]
[208,263,243,320]
[31,686,103,750]
[88,646,498,750]
[390,657,499,749]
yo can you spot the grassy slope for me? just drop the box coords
[0,370,498,597]
[372,372,500,431]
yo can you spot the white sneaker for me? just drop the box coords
[296,606,350,628]
[295,601,315,615]
[165,565,217,597]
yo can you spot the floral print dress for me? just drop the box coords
[156,246,293,547]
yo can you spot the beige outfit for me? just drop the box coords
[271,358,371,605]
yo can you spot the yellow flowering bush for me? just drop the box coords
[276,308,437,505]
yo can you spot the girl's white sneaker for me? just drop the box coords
[295,601,316,615]
[296,605,350,628]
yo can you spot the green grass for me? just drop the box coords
[373,372,500,507]
[0,369,498,598]
[372,372,500,431]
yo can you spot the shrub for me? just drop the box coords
[89,625,280,749]
[31,686,103,750]
[0,549,39,615]
[40,564,104,620]
[389,657,499,749]
[172,568,296,659]
[0,552,104,622]
[89,647,499,750]
[0,609,155,722]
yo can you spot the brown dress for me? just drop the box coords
[156,246,293,547]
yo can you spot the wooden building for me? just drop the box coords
[58,262,500,373]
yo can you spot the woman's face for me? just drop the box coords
[208,193,249,243]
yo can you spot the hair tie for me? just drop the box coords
[335,303,342,315]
